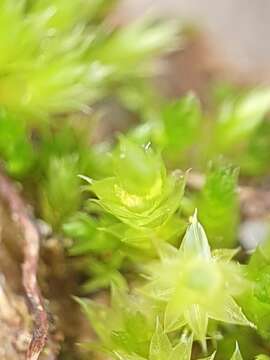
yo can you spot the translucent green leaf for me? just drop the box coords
[208,296,254,327]
[168,334,193,360]
[230,343,243,360]
[150,320,172,360]
[164,300,187,332]
[184,305,208,344]
[212,248,239,262]
[181,211,211,260]
[114,136,164,196]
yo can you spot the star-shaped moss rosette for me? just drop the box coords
[85,137,185,230]
[141,212,254,347]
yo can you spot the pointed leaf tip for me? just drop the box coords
[231,343,243,360]
[181,211,211,259]
[150,317,172,360]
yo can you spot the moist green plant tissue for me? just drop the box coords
[1,1,270,359]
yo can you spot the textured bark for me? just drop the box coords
[0,171,49,360]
